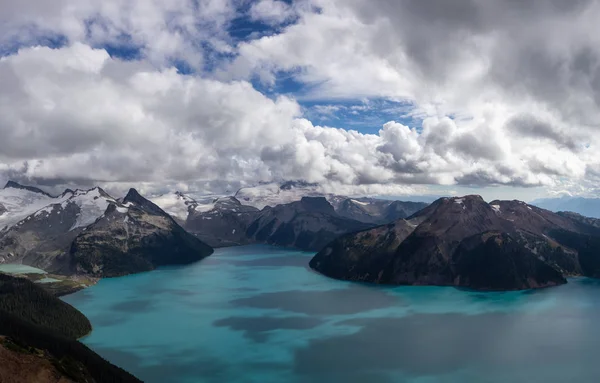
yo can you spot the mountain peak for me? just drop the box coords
[124,188,144,203]
[3,181,53,197]
[124,188,167,216]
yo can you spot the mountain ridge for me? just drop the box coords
[310,195,600,290]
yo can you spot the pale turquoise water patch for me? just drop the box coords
[0,263,46,274]
[36,277,62,283]
[63,245,600,383]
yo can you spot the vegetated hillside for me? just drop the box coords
[0,312,140,383]
[0,273,140,382]
[310,195,600,290]
[0,273,90,339]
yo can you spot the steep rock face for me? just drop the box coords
[311,195,593,290]
[70,189,213,277]
[0,203,6,215]
[247,197,373,251]
[185,197,259,247]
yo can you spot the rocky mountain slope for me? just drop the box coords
[0,273,140,382]
[0,187,120,273]
[532,196,600,219]
[246,197,373,251]
[310,195,600,290]
[70,189,213,277]
[184,196,259,247]
[336,197,427,224]
[0,183,213,278]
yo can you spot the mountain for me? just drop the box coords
[557,211,600,228]
[0,187,120,273]
[234,181,323,210]
[70,188,213,277]
[309,195,600,290]
[3,181,53,197]
[0,273,140,382]
[151,192,261,247]
[246,197,373,251]
[149,191,200,225]
[0,183,214,278]
[0,181,72,232]
[185,196,259,247]
[531,196,600,218]
[150,186,427,250]
[336,198,427,224]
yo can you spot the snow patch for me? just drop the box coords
[491,204,501,213]
[0,187,71,230]
[116,206,129,214]
[150,192,197,219]
[350,199,370,206]
[68,188,117,230]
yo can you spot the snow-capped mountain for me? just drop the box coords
[0,182,214,275]
[0,181,71,231]
[151,192,260,247]
[234,181,323,210]
[233,181,428,223]
[185,196,259,247]
[0,186,127,272]
[335,197,428,224]
[149,191,200,222]
[70,188,213,277]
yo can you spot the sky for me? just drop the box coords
[0,0,599,202]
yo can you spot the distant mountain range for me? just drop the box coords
[0,180,426,277]
[310,195,600,290]
[150,183,427,251]
[531,196,600,218]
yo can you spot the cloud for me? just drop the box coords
[1,0,600,198]
[248,0,297,26]
[0,0,238,69]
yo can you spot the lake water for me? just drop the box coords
[63,245,600,383]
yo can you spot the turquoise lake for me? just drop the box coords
[63,245,600,383]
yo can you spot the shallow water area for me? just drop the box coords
[63,245,600,383]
